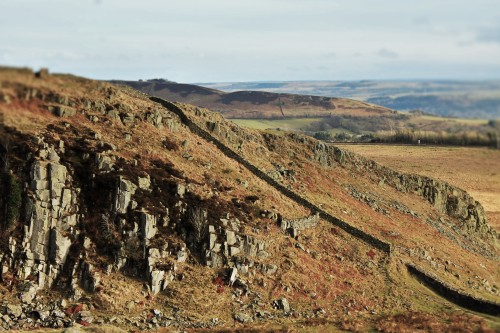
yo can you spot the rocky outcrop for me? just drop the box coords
[0,141,82,307]
[114,176,137,214]
[206,218,269,277]
[311,142,497,241]
[146,248,175,295]
[24,150,78,287]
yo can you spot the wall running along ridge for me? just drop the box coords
[150,96,392,254]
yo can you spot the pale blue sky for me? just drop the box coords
[1,0,500,82]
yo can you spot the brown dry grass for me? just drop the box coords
[1,69,499,332]
[335,144,500,231]
[181,103,500,304]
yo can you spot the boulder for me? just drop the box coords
[176,184,186,198]
[6,304,23,317]
[234,313,253,323]
[19,282,37,303]
[95,153,114,172]
[274,298,290,313]
[54,106,76,118]
[138,175,151,191]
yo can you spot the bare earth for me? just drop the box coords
[335,144,500,232]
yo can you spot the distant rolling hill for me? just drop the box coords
[115,79,395,119]
[198,80,500,119]
[116,80,497,141]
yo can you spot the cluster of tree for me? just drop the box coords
[307,114,409,134]
[375,129,499,147]
[312,131,375,142]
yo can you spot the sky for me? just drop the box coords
[1,0,500,82]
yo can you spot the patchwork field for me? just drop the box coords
[335,144,500,231]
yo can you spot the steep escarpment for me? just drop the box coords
[314,143,497,241]
[0,68,498,331]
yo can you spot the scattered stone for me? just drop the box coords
[233,313,253,323]
[125,301,135,312]
[273,298,290,313]
[229,267,238,286]
[176,184,186,198]
[54,106,76,118]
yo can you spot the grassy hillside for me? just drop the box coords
[335,144,500,232]
[0,68,498,331]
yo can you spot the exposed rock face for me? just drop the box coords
[312,142,497,241]
[146,248,175,295]
[18,147,80,294]
[140,211,157,243]
[53,106,76,118]
[95,153,114,172]
[114,176,137,214]
[205,218,270,277]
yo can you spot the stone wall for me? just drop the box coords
[312,142,497,241]
[407,263,500,316]
[150,97,392,254]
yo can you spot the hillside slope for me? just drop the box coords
[0,68,498,331]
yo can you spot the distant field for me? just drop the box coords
[231,117,323,131]
[335,144,500,231]
[231,118,359,136]
[418,115,489,125]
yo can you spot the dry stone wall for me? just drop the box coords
[407,263,500,316]
[312,142,497,241]
[150,97,392,254]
